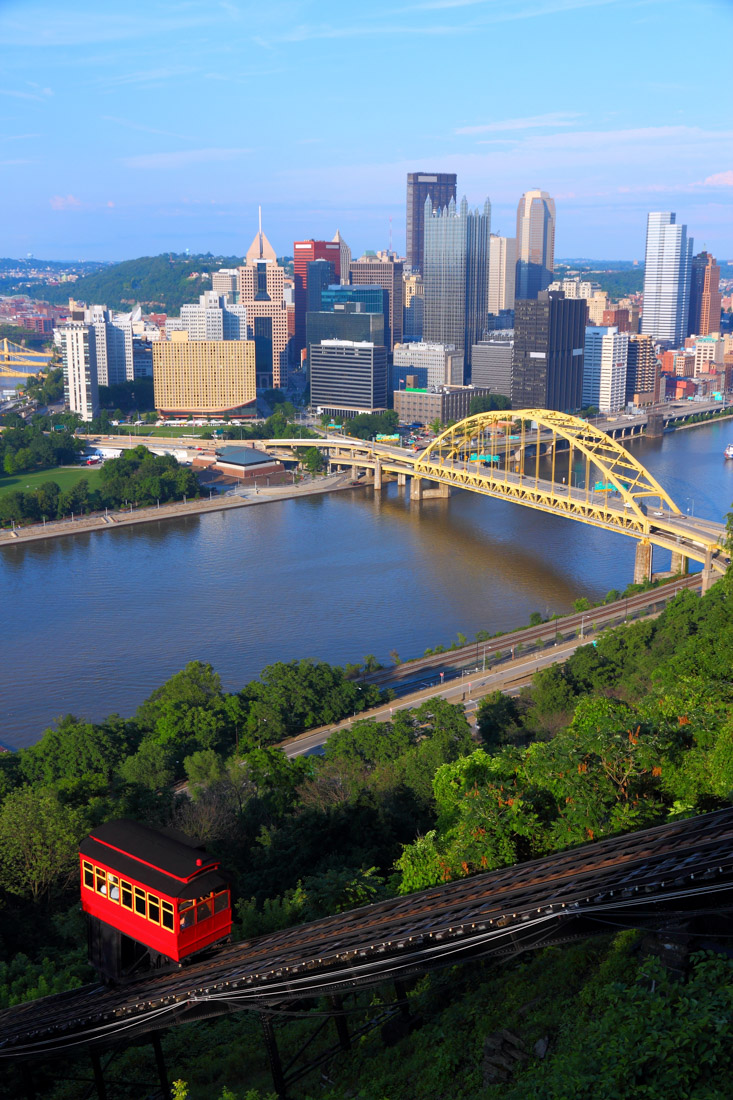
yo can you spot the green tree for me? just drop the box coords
[0,787,83,903]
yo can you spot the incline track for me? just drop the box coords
[3,807,733,1059]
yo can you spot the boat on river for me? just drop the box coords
[725,444,733,459]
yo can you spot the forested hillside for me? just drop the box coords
[1,560,733,1098]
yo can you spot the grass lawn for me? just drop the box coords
[0,465,104,499]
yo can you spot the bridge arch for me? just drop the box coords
[419,409,681,521]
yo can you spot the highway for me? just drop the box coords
[281,575,702,758]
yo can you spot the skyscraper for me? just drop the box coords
[293,239,341,357]
[515,190,556,300]
[332,230,351,285]
[58,321,99,422]
[512,291,586,411]
[237,221,290,388]
[310,341,388,416]
[406,172,457,274]
[423,195,491,369]
[688,251,721,337]
[641,212,693,345]
[349,253,404,350]
[306,260,337,313]
[488,235,516,316]
[626,334,658,405]
[582,326,629,414]
[153,335,256,418]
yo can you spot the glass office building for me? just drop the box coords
[423,195,491,369]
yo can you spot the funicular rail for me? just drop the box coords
[3,807,733,1060]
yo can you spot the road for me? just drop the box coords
[281,579,700,758]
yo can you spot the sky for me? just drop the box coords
[0,0,732,263]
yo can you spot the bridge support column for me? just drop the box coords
[646,412,664,438]
[397,472,406,487]
[374,458,382,490]
[261,1013,288,1099]
[634,539,653,585]
[411,477,424,501]
[670,551,689,576]
[701,550,716,595]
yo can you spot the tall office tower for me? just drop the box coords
[688,251,722,336]
[320,284,389,342]
[625,334,659,405]
[641,212,693,345]
[515,189,556,300]
[423,195,491,369]
[306,303,385,366]
[332,230,351,285]
[349,253,404,351]
[212,269,238,297]
[306,260,337,313]
[310,340,388,416]
[488,236,517,316]
[471,332,514,400]
[237,221,291,388]
[293,239,341,356]
[582,326,629,414]
[403,273,424,340]
[512,291,586,411]
[406,172,457,274]
[86,306,134,386]
[58,321,99,421]
[393,342,464,390]
[175,292,248,341]
[153,333,256,418]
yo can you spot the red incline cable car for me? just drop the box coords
[80,819,232,981]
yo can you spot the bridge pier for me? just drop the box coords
[701,550,716,595]
[634,539,653,585]
[397,472,406,487]
[374,459,382,491]
[422,481,451,498]
[646,412,664,438]
[411,476,424,501]
[670,551,689,576]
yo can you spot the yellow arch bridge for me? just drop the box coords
[0,338,52,378]
[271,410,729,589]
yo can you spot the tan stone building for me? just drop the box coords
[236,247,290,389]
[153,332,256,417]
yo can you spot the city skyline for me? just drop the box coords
[0,0,731,262]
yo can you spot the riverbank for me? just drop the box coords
[0,470,361,548]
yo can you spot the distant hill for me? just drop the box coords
[555,262,644,298]
[32,253,247,314]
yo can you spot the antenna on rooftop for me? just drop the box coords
[258,205,263,259]
[389,215,393,254]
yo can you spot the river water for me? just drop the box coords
[2,418,732,749]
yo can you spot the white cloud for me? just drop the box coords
[702,170,733,187]
[122,148,252,169]
[456,112,581,135]
[50,194,82,211]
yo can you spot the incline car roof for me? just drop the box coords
[79,819,219,882]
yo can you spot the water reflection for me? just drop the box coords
[1,420,731,748]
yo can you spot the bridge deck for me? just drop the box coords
[3,807,733,1059]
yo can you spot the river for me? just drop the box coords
[2,418,732,750]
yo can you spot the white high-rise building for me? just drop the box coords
[393,342,464,389]
[641,212,693,345]
[168,292,248,342]
[86,305,134,386]
[488,235,516,315]
[582,326,629,413]
[58,322,99,421]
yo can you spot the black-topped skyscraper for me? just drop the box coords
[515,189,556,300]
[512,290,585,412]
[423,195,491,371]
[406,172,457,274]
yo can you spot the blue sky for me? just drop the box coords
[1,0,731,262]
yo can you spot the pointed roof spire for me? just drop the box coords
[245,208,277,264]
